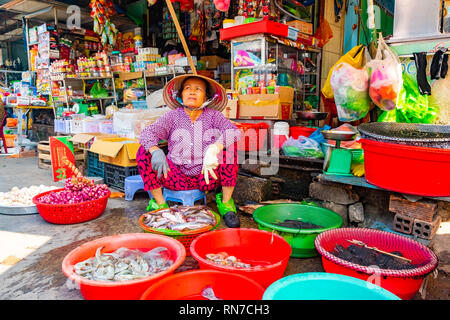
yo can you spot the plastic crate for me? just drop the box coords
[104,163,140,192]
[235,122,270,152]
[86,151,105,179]
[98,120,114,134]
[219,20,289,41]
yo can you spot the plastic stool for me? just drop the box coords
[124,175,153,201]
[163,189,206,206]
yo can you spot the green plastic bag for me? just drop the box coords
[378,73,438,124]
[90,82,109,98]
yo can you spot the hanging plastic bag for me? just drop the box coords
[396,73,436,124]
[322,44,366,99]
[313,18,333,48]
[367,35,403,111]
[282,136,324,159]
[330,62,371,122]
[430,75,449,125]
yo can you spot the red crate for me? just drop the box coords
[220,21,289,41]
[235,122,270,152]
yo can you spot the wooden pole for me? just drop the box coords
[164,0,197,75]
[347,240,412,263]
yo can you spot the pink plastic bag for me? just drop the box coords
[367,35,403,111]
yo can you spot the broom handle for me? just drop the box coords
[164,0,197,75]
[347,240,412,263]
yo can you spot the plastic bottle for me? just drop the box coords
[259,64,267,88]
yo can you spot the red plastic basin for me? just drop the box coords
[290,126,317,139]
[62,233,186,300]
[33,188,110,224]
[314,228,438,300]
[360,138,450,196]
[141,270,265,300]
[190,228,292,288]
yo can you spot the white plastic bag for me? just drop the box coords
[367,35,403,111]
[146,89,165,109]
[114,108,170,138]
[330,62,371,122]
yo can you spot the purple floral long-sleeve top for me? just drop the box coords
[139,107,241,176]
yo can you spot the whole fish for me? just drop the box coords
[143,205,216,231]
[171,222,210,231]
[74,246,173,282]
[202,285,222,300]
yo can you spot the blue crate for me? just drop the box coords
[86,151,105,179]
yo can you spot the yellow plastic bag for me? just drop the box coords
[322,45,366,99]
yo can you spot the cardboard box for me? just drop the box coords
[287,20,313,35]
[197,70,215,79]
[70,133,119,150]
[118,71,143,81]
[222,99,238,119]
[200,56,229,69]
[89,137,141,167]
[238,87,294,120]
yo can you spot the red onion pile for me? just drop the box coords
[38,177,110,205]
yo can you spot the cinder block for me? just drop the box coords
[393,213,414,235]
[309,182,359,205]
[389,195,437,222]
[413,215,442,240]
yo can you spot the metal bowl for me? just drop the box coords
[296,111,329,121]
[321,130,357,141]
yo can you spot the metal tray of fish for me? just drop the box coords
[0,204,38,215]
[358,122,450,148]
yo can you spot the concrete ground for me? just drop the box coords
[0,156,447,300]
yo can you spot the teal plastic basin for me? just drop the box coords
[253,204,343,258]
[263,273,401,300]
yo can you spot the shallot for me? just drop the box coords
[37,176,110,205]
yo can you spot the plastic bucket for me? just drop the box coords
[253,203,343,258]
[290,126,317,138]
[4,134,16,148]
[263,273,401,300]
[190,228,292,288]
[314,228,438,300]
[360,138,450,196]
[273,122,290,149]
[62,233,186,300]
[141,270,265,300]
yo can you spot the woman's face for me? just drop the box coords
[181,78,207,109]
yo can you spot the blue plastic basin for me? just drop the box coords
[263,272,401,300]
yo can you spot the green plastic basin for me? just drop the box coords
[253,204,343,258]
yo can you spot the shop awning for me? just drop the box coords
[0,0,133,42]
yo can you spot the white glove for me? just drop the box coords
[202,143,222,185]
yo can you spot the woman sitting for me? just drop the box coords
[137,74,241,228]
